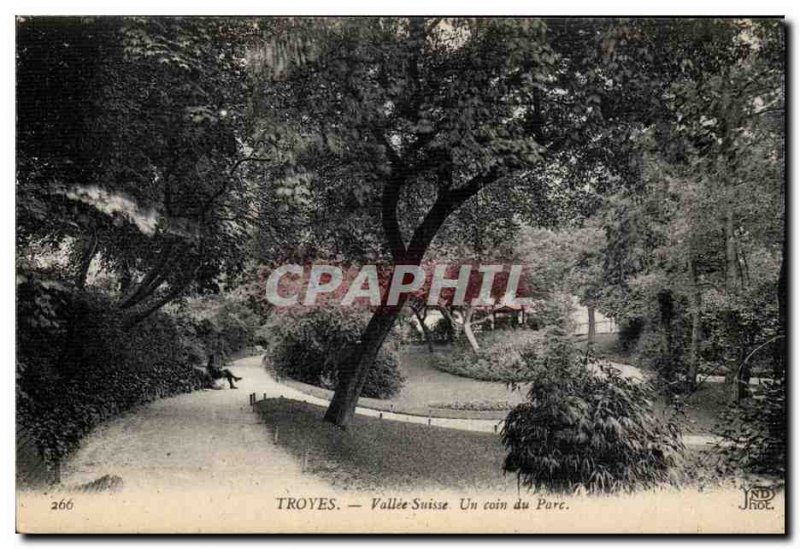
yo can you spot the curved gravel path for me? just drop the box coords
[59,356,329,494]
[59,353,719,494]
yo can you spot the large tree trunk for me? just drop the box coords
[687,259,702,391]
[724,204,740,289]
[727,347,750,403]
[657,289,675,400]
[323,306,403,428]
[586,304,596,344]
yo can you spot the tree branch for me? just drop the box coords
[118,241,176,309]
[124,276,195,328]
[405,167,504,262]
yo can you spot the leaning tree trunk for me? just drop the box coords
[586,304,596,344]
[462,306,480,354]
[323,305,404,428]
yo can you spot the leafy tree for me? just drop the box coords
[595,19,784,397]
[17,17,262,326]
[252,17,662,427]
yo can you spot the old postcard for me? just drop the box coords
[15,15,786,534]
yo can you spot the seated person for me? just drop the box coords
[206,354,243,389]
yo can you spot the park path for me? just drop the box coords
[60,354,719,494]
[59,356,330,494]
[272,354,719,448]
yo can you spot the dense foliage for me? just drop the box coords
[16,274,258,472]
[17,17,260,326]
[716,377,786,477]
[432,328,577,383]
[502,360,684,493]
[264,308,405,399]
[14,17,785,487]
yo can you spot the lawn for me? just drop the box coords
[653,382,729,435]
[275,345,526,419]
[274,336,727,435]
[255,398,519,493]
[255,398,729,494]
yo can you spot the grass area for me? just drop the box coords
[273,344,525,419]
[255,398,734,494]
[255,398,518,492]
[653,382,729,435]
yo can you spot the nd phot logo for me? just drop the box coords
[738,485,777,511]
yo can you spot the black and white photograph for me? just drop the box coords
[11,11,787,534]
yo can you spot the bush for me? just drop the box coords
[432,328,579,383]
[184,293,261,361]
[16,283,212,471]
[525,293,577,333]
[502,359,684,493]
[430,400,512,411]
[264,307,404,399]
[429,316,454,342]
[715,377,786,478]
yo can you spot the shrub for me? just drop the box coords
[715,376,786,478]
[184,293,261,360]
[502,360,684,493]
[430,400,512,411]
[525,293,577,333]
[264,307,404,399]
[432,328,579,383]
[16,283,212,471]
